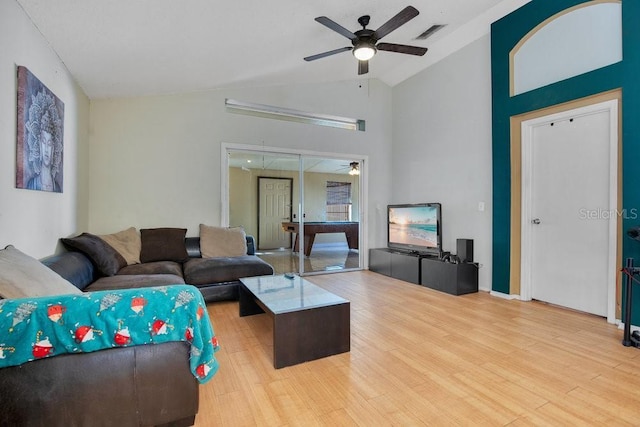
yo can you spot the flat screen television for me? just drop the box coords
[387,203,442,256]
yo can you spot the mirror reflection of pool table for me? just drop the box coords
[281,222,359,257]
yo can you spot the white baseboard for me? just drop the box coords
[617,321,639,332]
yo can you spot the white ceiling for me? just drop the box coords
[16,0,530,99]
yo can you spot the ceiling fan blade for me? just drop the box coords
[304,47,353,62]
[377,43,428,56]
[315,16,358,40]
[374,6,420,40]
[358,60,369,75]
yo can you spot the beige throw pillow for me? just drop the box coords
[99,227,141,265]
[0,245,82,299]
[199,224,247,258]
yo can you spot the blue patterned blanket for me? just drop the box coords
[0,285,219,383]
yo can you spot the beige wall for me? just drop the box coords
[1,2,390,258]
[0,1,489,270]
[229,166,257,234]
[0,1,90,258]
[229,167,359,245]
[89,80,391,246]
[393,36,493,291]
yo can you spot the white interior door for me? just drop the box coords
[258,177,292,250]
[521,100,617,318]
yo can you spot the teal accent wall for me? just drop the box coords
[492,0,640,323]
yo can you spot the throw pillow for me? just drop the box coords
[61,233,127,276]
[98,227,141,265]
[140,228,189,263]
[199,224,247,258]
[0,245,81,299]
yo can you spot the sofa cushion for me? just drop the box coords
[85,274,186,292]
[140,228,188,263]
[199,224,247,258]
[41,251,95,291]
[98,227,141,265]
[61,233,127,276]
[183,256,274,285]
[117,261,183,278]
[0,245,82,298]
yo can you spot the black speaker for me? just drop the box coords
[456,239,474,263]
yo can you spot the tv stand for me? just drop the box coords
[369,248,422,284]
[369,248,478,295]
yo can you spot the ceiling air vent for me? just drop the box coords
[415,24,446,40]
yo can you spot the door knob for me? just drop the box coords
[531,218,541,225]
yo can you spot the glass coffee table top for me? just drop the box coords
[239,275,348,314]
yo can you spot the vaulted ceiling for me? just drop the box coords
[16,0,529,99]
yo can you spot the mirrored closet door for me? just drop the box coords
[227,148,362,275]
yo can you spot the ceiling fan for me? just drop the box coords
[335,161,360,175]
[304,6,428,75]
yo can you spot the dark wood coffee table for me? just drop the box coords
[239,275,350,369]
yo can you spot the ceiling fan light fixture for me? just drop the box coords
[307,7,424,75]
[353,44,376,61]
[348,162,360,175]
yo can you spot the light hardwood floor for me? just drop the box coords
[196,271,640,426]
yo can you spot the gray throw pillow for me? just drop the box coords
[0,245,81,298]
[199,224,247,258]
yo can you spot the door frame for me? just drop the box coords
[520,98,619,323]
[221,142,369,274]
[257,176,293,250]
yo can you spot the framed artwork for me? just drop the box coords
[16,66,64,193]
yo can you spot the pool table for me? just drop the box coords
[281,221,359,257]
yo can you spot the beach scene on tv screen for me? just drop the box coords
[389,206,438,247]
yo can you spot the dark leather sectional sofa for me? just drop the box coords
[0,235,274,426]
[43,235,274,302]
[0,342,198,427]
